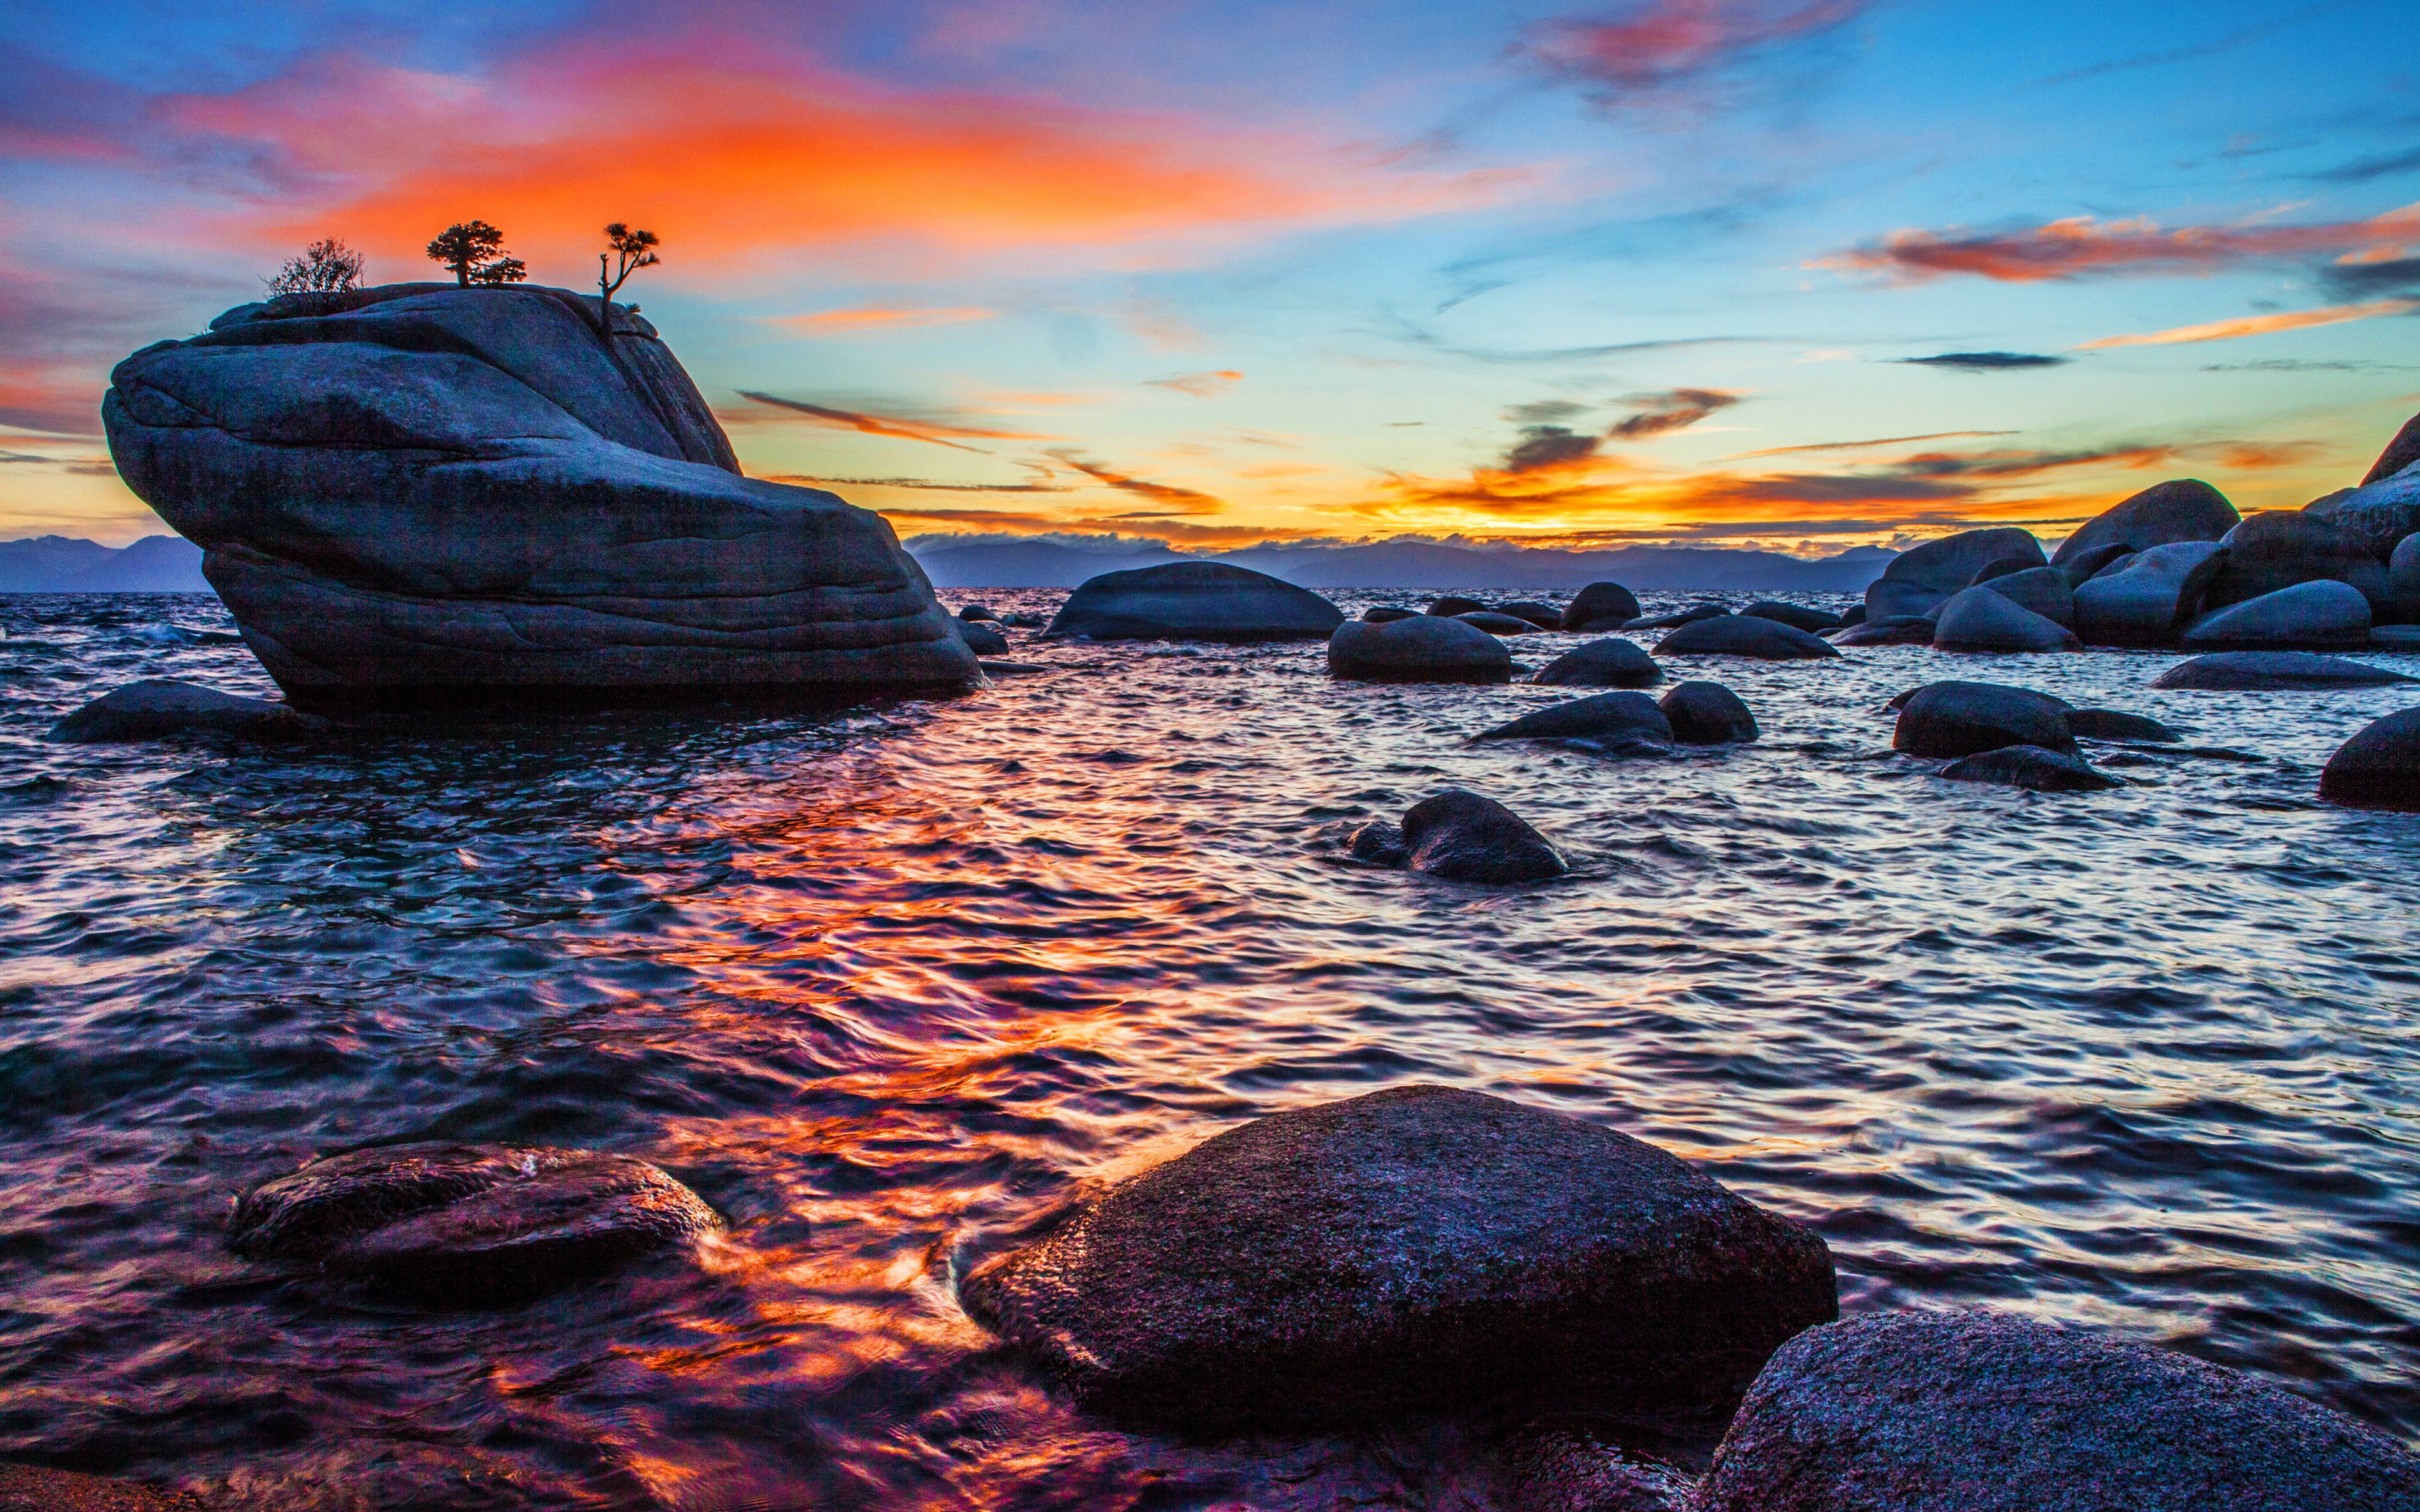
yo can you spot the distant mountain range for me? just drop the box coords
[0,535,209,591]
[909,538,1899,591]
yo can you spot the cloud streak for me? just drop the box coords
[1899,351,2069,370]
[1043,449,1222,508]
[1519,0,1867,112]
[734,391,1051,450]
[1145,370,1243,396]
[769,307,997,333]
[1823,202,2420,283]
[2075,297,2420,348]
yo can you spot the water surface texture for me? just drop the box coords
[3,590,2417,1509]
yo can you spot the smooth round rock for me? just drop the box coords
[2064,708,2181,743]
[1497,601,1565,630]
[2319,707,2420,811]
[2183,580,2371,650]
[1426,595,1487,617]
[1362,606,1420,622]
[2152,652,2417,690]
[1838,604,1868,627]
[1628,602,1731,630]
[1346,820,1409,867]
[1328,616,1512,683]
[1931,586,2081,654]
[955,618,1009,656]
[2361,409,2420,486]
[1656,615,1840,660]
[1044,562,1343,643]
[1660,680,1758,743]
[2203,512,2386,610]
[2074,541,2226,647]
[1401,790,1570,883]
[1739,601,1840,633]
[1894,682,2075,758]
[1560,581,1642,630]
[1694,1310,2420,1512]
[2307,453,2420,559]
[1534,637,1663,688]
[1939,743,2119,792]
[1456,611,1544,636]
[1868,528,2045,622]
[1833,615,1936,646]
[2053,478,2241,565]
[229,1143,720,1302]
[1475,690,1674,746]
[959,604,1000,622]
[2058,540,2138,586]
[959,1084,1837,1431]
[46,679,325,743]
[1975,566,2075,628]
[2387,533,2420,622]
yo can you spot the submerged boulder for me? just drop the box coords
[1475,690,1674,748]
[2065,708,2181,743]
[959,1084,1837,1431]
[1940,744,2120,792]
[1868,528,2045,621]
[1534,637,1662,688]
[2073,541,2226,647]
[47,679,324,743]
[1560,581,1642,630]
[1047,562,1342,642]
[954,618,1009,656]
[1399,790,1570,882]
[1894,682,2075,758]
[1456,610,1544,636]
[1656,615,1840,660]
[1628,601,1731,630]
[2203,512,2386,611]
[1932,585,2081,654]
[2153,652,2417,690]
[1426,595,1488,617]
[2053,478,2240,565]
[1694,1310,2420,1512]
[1498,601,1565,630]
[1328,616,1512,683]
[103,283,977,707]
[1660,680,1758,743]
[1739,600,1841,633]
[2319,708,2420,811]
[229,1142,720,1302]
[2183,580,2372,650]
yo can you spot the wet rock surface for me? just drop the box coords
[1560,582,1642,629]
[1534,637,1663,688]
[2183,580,2372,650]
[1655,616,1840,660]
[2073,541,2227,647]
[2151,651,2417,690]
[0,1465,205,1512]
[45,680,323,743]
[1893,682,2075,758]
[1738,601,1841,633]
[2064,708,2181,743]
[1328,615,1513,683]
[1939,744,2121,792]
[958,1085,1836,1431]
[1046,562,1343,643]
[1456,611,1544,636]
[1931,586,2081,654]
[2053,479,2241,565]
[1659,681,1758,744]
[1868,528,2045,621]
[1476,691,1675,748]
[1398,790,1572,883]
[2319,707,2420,811]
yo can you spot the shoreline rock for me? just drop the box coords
[1329,616,1512,683]
[47,680,326,743]
[1045,561,1343,643]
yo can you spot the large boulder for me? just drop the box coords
[2203,511,2387,610]
[46,679,324,743]
[1867,528,2044,621]
[959,1085,1837,1431]
[1656,615,1841,660]
[1975,565,2075,627]
[1660,680,1758,743]
[2052,479,2240,565]
[1939,744,2120,792]
[1426,595,1488,617]
[2390,533,2420,622]
[1931,585,2081,654]
[1694,1310,2420,1512]
[1047,561,1342,642]
[1474,690,1674,748]
[1560,581,1642,630]
[103,283,977,708]
[1894,682,2075,758]
[229,1142,720,1302]
[1739,600,1841,633]
[2319,708,2420,811]
[2057,540,2137,587]
[2182,580,2372,650]
[1534,637,1662,688]
[2153,652,2417,690]
[954,618,1009,656]
[1328,616,1512,683]
[1400,790,1570,882]
[2364,410,2420,485]
[2308,455,2420,560]
[2072,541,2226,647]
[1498,600,1565,630]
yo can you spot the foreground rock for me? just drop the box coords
[0,1465,204,1511]
[229,1143,720,1302]
[2203,511,2386,611]
[2153,651,2417,690]
[1940,744,2120,792]
[960,1084,1837,1431]
[1475,691,1674,753]
[1894,682,2075,757]
[1656,615,1840,660]
[1560,581,1642,630]
[1401,790,1570,882]
[1329,616,1512,683]
[1047,561,1342,642]
[1694,1310,2420,1512]
[1739,600,1840,633]
[104,283,976,706]
[1534,637,1662,687]
[1931,585,2081,654]
[1867,528,2044,620]
[2053,478,2241,565]
[2319,708,2420,811]
[2183,580,2371,650]
[2073,541,2226,646]
[1660,680,1758,743]
[47,679,325,743]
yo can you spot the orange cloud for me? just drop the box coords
[1043,449,1222,509]
[1145,370,1243,396]
[2075,297,2420,348]
[1823,202,2420,283]
[769,307,997,333]
[732,391,1055,450]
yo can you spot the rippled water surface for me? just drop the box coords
[3,589,2417,1508]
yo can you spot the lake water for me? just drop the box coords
[3,588,2416,1509]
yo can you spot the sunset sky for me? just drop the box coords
[4,0,2418,552]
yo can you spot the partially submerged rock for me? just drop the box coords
[1738,600,1840,633]
[1534,637,1662,688]
[1426,595,1488,617]
[1400,790,1571,883]
[2053,478,2240,565]
[1939,744,2120,792]
[2153,651,2417,690]
[2182,580,2371,651]
[1046,562,1342,643]
[1329,616,1512,683]
[1561,582,1642,630]
[1628,602,1729,630]
[1660,680,1758,743]
[1362,606,1421,622]
[955,619,1009,656]
[1894,682,2075,758]
[47,679,324,743]
[1656,615,1840,660]
[1693,1310,2420,1512]
[959,1085,1837,1431]
[1456,610,1544,636]
[1475,690,1674,749]
[1931,585,2081,654]
[1497,601,1565,630]
[229,1143,720,1302]
[2319,708,2420,811]
[2073,541,2226,647]
[2064,708,2181,743]
[1833,615,1936,647]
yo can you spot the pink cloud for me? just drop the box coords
[1823,203,2420,283]
[1521,0,1866,102]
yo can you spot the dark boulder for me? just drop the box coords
[1975,565,2075,627]
[1534,637,1662,688]
[1456,610,1544,636]
[1940,743,2120,792]
[2052,478,2241,565]
[1894,681,2075,757]
[1656,615,1840,660]
[959,1084,1837,1431]
[959,604,1000,622]
[1046,562,1343,642]
[1560,581,1642,630]
[1833,615,1936,646]
[2065,708,2181,743]
[0,1465,204,1511]
[1628,601,1730,630]
[2058,540,2138,586]
[2390,533,2420,622]
[1328,616,1512,683]
[2183,580,2371,650]
[2153,652,2417,690]
[1693,1310,2420,1512]
[2073,541,2226,647]
[1426,595,1488,617]
[103,284,978,706]
[2203,511,2386,610]
[1660,681,1758,743]
[1362,606,1421,622]
[47,679,325,743]
[1838,604,1867,627]
[1930,586,2081,654]
[955,618,1009,656]
[2366,410,2420,485]
[1572,617,1638,633]
[229,1142,720,1302]
[1401,790,1570,883]
[1347,821,1409,867]
[1968,554,2040,585]
[1498,1420,1697,1512]
[1475,690,1674,747]
[1498,601,1565,630]
[999,611,1046,628]
[2319,708,2420,811]
[2307,454,2420,559]
[1739,601,1841,633]
[1868,528,2044,621]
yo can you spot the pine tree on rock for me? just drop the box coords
[424,222,529,287]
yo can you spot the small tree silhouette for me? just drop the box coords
[424,222,528,287]
[595,223,660,336]
[266,238,366,296]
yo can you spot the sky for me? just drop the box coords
[3,0,2419,554]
